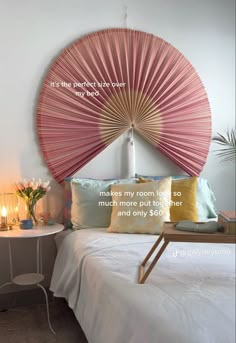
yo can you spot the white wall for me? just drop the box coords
[0,0,235,292]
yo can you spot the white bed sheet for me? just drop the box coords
[50,228,235,343]
[54,218,219,251]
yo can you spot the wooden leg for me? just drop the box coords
[139,241,169,284]
[141,233,164,268]
[138,233,164,283]
[139,265,145,282]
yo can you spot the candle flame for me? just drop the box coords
[1,206,7,217]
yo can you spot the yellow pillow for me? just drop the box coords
[170,177,198,221]
[107,177,172,234]
[138,177,198,222]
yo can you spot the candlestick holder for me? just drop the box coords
[0,193,19,229]
[0,223,13,231]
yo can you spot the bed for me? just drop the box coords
[50,227,235,343]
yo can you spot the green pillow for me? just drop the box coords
[71,178,136,229]
[175,221,221,233]
[196,178,217,220]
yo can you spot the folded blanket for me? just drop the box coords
[175,221,223,233]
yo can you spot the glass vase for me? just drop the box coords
[25,200,38,225]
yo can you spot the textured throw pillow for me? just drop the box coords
[138,176,198,222]
[64,177,74,228]
[108,177,172,234]
[70,178,136,230]
[196,178,217,220]
[137,174,217,220]
[170,177,198,221]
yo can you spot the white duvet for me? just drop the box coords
[50,228,235,343]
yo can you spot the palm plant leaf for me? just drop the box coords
[212,129,236,162]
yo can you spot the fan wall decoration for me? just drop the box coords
[37,28,211,183]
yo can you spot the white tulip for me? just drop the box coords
[43,181,50,188]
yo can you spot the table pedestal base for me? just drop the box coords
[0,238,56,335]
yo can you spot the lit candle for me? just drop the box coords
[1,206,7,227]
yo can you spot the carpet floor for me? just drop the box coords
[0,298,88,343]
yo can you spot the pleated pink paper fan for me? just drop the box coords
[37,28,211,183]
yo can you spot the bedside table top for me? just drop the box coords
[0,223,64,239]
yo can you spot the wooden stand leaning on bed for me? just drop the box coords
[138,222,236,284]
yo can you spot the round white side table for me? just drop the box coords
[0,224,64,335]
